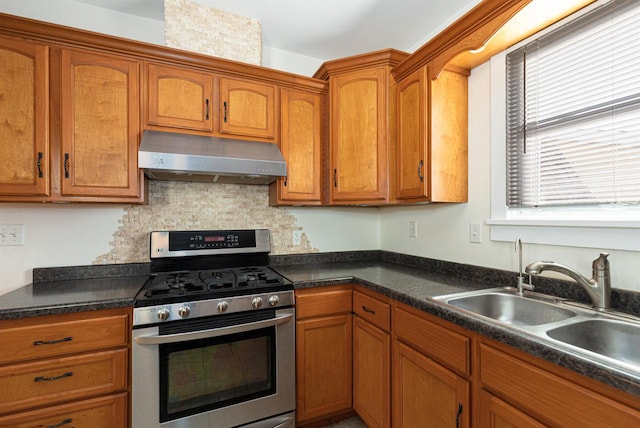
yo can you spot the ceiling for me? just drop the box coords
[74,0,481,60]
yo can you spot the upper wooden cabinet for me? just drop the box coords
[219,76,277,140]
[146,63,213,132]
[396,66,468,202]
[0,35,144,203]
[60,48,141,199]
[330,67,389,204]
[270,88,323,206]
[316,49,408,205]
[0,35,49,197]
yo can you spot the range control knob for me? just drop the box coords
[217,301,229,313]
[157,308,170,321]
[251,297,263,309]
[268,295,280,306]
[178,306,191,319]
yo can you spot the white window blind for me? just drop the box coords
[506,0,640,208]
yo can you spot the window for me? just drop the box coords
[489,0,640,251]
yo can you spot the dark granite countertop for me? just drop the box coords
[1,251,639,399]
[272,258,640,398]
[0,263,149,320]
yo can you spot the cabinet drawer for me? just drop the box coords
[393,305,470,376]
[353,290,390,332]
[296,286,352,319]
[480,343,640,427]
[0,348,127,414]
[0,392,127,427]
[0,313,129,365]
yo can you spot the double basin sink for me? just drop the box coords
[431,288,640,380]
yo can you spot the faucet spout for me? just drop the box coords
[525,253,611,310]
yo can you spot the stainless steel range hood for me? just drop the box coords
[138,130,286,184]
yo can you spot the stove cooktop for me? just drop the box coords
[134,266,292,307]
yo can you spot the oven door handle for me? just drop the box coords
[134,313,293,345]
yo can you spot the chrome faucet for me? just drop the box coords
[515,238,534,295]
[525,253,611,310]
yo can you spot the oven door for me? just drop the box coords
[132,307,295,428]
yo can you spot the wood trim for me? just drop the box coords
[314,48,409,80]
[392,0,531,81]
[0,12,327,93]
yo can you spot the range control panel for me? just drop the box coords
[150,229,270,258]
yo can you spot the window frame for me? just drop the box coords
[488,0,640,251]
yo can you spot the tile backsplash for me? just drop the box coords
[164,0,261,65]
[94,181,316,264]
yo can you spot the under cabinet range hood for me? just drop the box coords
[138,130,286,184]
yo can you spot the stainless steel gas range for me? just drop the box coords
[132,229,295,428]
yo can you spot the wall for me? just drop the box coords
[0,0,165,45]
[379,62,640,292]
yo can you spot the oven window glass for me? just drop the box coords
[159,327,276,422]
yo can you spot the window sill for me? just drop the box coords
[487,219,640,251]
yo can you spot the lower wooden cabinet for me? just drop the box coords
[0,308,130,426]
[479,341,640,427]
[478,389,547,428]
[393,340,469,427]
[353,289,391,428]
[295,286,353,425]
[294,286,640,428]
[0,392,127,428]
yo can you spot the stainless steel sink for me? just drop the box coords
[547,319,640,369]
[445,292,577,326]
[431,287,640,380]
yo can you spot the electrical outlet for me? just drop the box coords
[0,224,25,246]
[409,220,418,238]
[469,223,482,244]
[292,230,303,245]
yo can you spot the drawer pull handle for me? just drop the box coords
[35,371,73,382]
[456,403,463,428]
[34,336,72,346]
[362,305,376,315]
[47,418,73,428]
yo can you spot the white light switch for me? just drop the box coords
[469,223,482,244]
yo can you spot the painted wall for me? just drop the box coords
[379,62,640,292]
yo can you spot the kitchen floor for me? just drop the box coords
[322,416,367,428]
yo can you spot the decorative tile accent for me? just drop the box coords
[164,0,262,65]
[94,181,316,264]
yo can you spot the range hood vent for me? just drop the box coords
[138,130,286,184]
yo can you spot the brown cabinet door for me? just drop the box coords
[478,389,546,428]
[396,67,428,200]
[330,67,388,204]
[146,63,213,131]
[296,314,352,423]
[393,340,469,428]
[0,35,49,197]
[0,393,127,428]
[0,348,127,414]
[60,49,140,198]
[272,88,322,205]
[219,76,276,139]
[353,315,390,428]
